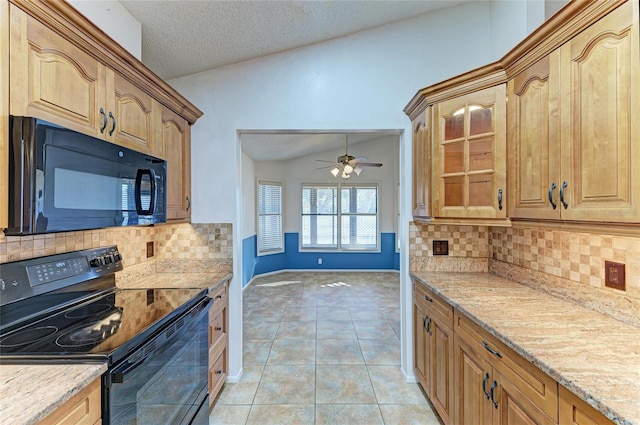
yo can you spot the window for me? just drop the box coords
[257,180,283,255]
[301,184,378,250]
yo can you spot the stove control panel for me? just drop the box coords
[0,246,123,309]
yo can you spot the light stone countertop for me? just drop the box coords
[0,270,231,425]
[116,270,232,291]
[0,362,107,425]
[411,271,640,425]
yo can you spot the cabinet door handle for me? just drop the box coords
[426,317,432,336]
[216,369,223,374]
[215,326,222,331]
[186,196,191,211]
[109,111,116,136]
[482,372,491,399]
[490,380,499,409]
[497,189,503,211]
[100,108,107,133]
[548,182,557,209]
[423,294,433,303]
[559,181,568,209]
[482,340,502,358]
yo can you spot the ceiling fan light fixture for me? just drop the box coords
[341,171,351,179]
[330,167,340,177]
[343,163,353,174]
[353,165,362,176]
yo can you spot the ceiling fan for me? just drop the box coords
[315,135,383,179]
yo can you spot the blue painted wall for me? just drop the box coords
[242,232,399,286]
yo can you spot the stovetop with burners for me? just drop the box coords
[0,246,208,365]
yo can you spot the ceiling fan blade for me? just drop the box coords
[315,165,338,170]
[357,162,383,167]
[316,159,338,163]
[348,156,368,165]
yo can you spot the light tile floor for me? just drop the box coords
[209,272,441,425]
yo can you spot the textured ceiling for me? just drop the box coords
[241,132,397,162]
[120,0,469,80]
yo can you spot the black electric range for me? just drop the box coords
[0,246,212,425]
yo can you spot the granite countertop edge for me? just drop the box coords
[0,362,107,425]
[411,271,637,425]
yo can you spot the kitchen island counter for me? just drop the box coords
[411,271,640,425]
[0,362,107,425]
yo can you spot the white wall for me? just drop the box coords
[68,0,142,59]
[169,0,543,383]
[241,153,256,239]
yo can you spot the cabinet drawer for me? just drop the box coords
[209,282,228,315]
[413,281,453,328]
[208,308,226,347]
[208,349,227,404]
[455,310,558,421]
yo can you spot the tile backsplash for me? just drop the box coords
[410,221,640,303]
[0,223,233,267]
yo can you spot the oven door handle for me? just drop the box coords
[110,297,211,385]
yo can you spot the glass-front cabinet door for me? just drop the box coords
[432,84,507,219]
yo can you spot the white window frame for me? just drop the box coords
[256,180,284,256]
[300,183,379,252]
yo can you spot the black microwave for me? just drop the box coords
[7,116,167,235]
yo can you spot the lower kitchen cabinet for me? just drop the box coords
[412,280,614,425]
[208,279,229,406]
[559,386,613,425]
[39,378,101,425]
[413,281,454,424]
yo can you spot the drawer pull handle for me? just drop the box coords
[423,294,433,303]
[490,380,499,409]
[216,370,223,374]
[482,340,502,358]
[215,326,222,331]
[482,372,490,399]
[548,182,557,209]
[216,294,223,299]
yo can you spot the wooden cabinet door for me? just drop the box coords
[413,301,430,391]
[559,386,614,425]
[507,52,561,220]
[559,0,640,222]
[433,85,507,219]
[9,6,104,137]
[430,318,453,424]
[492,370,556,425]
[412,107,431,218]
[454,333,493,425]
[107,69,155,154]
[159,105,191,221]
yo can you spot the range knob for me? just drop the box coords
[104,255,113,265]
[113,253,122,262]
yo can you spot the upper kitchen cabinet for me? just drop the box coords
[433,84,507,221]
[405,64,509,225]
[9,5,155,154]
[159,105,191,221]
[506,0,639,224]
[507,52,561,220]
[411,107,431,219]
[558,0,639,222]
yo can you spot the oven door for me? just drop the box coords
[105,298,211,425]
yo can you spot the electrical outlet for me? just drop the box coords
[146,241,154,258]
[604,261,625,290]
[318,258,323,265]
[433,240,449,256]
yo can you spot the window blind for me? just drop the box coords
[258,181,283,254]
